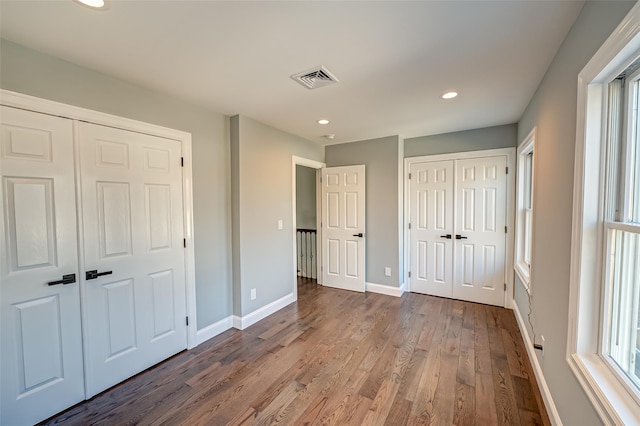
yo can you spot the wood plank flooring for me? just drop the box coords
[43,278,549,425]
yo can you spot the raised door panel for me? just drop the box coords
[4,178,56,271]
[146,185,172,251]
[13,295,64,393]
[149,270,176,340]
[1,106,84,425]
[97,182,133,258]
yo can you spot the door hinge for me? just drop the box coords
[183,238,187,248]
[186,316,189,326]
[504,226,507,234]
[181,157,184,167]
[320,176,322,183]
[408,223,411,229]
[409,173,412,179]
[408,271,411,278]
[505,166,508,174]
[504,283,507,291]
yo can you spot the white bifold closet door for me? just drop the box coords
[78,122,188,398]
[1,106,189,425]
[409,155,507,307]
[1,106,85,425]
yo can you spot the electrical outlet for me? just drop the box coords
[277,220,283,230]
[251,288,256,300]
[384,267,391,277]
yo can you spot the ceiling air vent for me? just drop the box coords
[291,66,339,90]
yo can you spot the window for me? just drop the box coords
[568,4,640,423]
[515,130,535,289]
[604,72,640,394]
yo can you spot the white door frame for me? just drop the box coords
[0,90,198,352]
[404,147,516,308]
[291,156,325,299]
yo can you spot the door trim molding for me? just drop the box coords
[404,147,516,308]
[0,89,199,350]
[291,156,325,300]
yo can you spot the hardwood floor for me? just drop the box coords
[43,278,549,425]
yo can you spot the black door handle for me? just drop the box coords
[440,234,452,239]
[86,270,113,280]
[48,273,76,286]
[352,233,363,238]
[455,235,468,240]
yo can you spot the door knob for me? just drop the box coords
[47,273,76,286]
[352,233,364,238]
[440,234,452,239]
[85,270,113,280]
[455,234,468,240]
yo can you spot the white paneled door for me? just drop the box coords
[409,160,455,298]
[409,155,508,307]
[453,156,507,306]
[78,122,187,397]
[321,165,366,292]
[1,106,85,425]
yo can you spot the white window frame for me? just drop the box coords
[568,3,640,424]
[515,128,535,291]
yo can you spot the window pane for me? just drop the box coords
[524,209,532,266]
[606,78,624,222]
[630,82,640,222]
[607,229,640,389]
[525,152,533,210]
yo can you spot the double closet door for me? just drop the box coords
[408,154,508,306]
[1,106,188,425]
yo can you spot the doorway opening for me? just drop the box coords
[291,156,324,299]
[296,164,317,281]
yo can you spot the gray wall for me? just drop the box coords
[232,115,323,316]
[325,136,401,287]
[0,39,232,330]
[515,2,635,425]
[405,124,517,157]
[296,165,316,230]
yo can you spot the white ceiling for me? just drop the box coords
[0,0,584,145]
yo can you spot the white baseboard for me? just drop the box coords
[195,315,233,345]
[366,282,405,297]
[233,292,296,330]
[512,300,563,426]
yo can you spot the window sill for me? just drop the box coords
[514,263,530,293]
[568,353,640,425]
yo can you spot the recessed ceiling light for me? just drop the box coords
[318,119,330,125]
[442,91,458,99]
[75,0,106,8]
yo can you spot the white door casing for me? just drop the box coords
[409,160,454,298]
[78,122,188,397]
[453,156,508,306]
[321,165,366,292]
[0,106,85,425]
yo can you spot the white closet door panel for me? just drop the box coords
[409,160,454,298]
[453,156,507,306]
[1,106,84,425]
[79,122,187,397]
